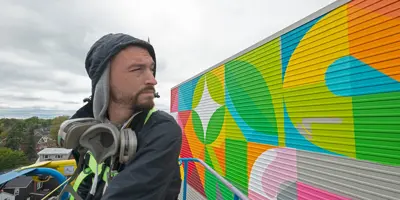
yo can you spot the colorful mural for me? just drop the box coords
[171,0,400,199]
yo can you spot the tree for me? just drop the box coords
[0,147,29,172]
[25,116,40,127]
[0,131,7,140]
[50,116,69,140]
[23,126,38,161]
[5,121,26,151]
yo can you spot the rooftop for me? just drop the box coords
[3,175,32,188]
[37,148,72,155]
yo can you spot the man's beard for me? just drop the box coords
[110,86,155,111]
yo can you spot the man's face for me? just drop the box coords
[109,46,157,111]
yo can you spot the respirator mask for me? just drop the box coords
[58,116,139,165]
[56,115,140,200]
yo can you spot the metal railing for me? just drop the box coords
[179,158,249,200]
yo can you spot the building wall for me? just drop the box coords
[3,184,33,200]
[170,0,400,199]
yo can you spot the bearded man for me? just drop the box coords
[69,33,182,200]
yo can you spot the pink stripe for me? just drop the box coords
[170,88,178,112]
[297,182,351,200]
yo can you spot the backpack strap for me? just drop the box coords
[125,107,157,131]
[145,107,157,124]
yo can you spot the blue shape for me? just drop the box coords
[27,168,69,200]
[283,102,341,156]
[0,168,35,185]
[225,88,278,145]
[178,76,201,111]
[280,14,325,81]
[326,55,400,96]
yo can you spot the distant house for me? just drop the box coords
[34,127,53,153]
[35,136,56,152]
[1,176,34,200]
[37,148,73,162]
[33,127,50,137]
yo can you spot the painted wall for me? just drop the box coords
[170,0,400,199]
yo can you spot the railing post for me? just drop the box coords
[182,160,188,200]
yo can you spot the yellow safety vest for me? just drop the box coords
[70,108,156,200]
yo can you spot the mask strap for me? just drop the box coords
[89,167,98,195]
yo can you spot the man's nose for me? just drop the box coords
[145,71,157,85]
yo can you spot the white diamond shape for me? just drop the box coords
[193,76,221,142]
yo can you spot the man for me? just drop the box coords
[69,33,182,200]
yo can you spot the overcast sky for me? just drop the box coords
[0,0,335,118]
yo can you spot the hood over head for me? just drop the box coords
[83,33,156,122]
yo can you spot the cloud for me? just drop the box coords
[0,0,336,118]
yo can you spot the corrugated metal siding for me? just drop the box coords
[178,184,207,200]
[171,0,400,199]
